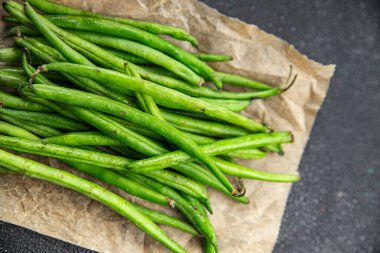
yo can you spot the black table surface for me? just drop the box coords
[1,0,380,252]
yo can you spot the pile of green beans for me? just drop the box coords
[0,1,299,252]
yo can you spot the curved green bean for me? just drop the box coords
[0,149,188,253]
[194,53,233,62]
[216,71,273,91]
[0,120,39,140]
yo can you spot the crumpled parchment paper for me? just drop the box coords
[0,0,335,252]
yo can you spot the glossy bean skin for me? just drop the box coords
[26,0,199,46]
[216,71,273,91]
[25,84,236,194]
[0,149,188,253]
[194,53,232,62]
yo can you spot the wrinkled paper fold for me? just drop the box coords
[0,0,335,252]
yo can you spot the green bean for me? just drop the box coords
[26,0,199,46]
[104,47,151,65]
[6,25,40,36]
[0,149,188,253]
[124,171,217,249]
[44,15,222,88]
[44,132,122,146]
[0,120,39,140]
[194,53,233,62]
[0,89,52,112]
[0,47,22,62]
[197,97,250,112]
[0,166,11,174]
[227,148,267,160]
[216,72,273,91]
[64,30,204,86]
[0,135,130,171]
[130,203,199,236]
[0,108,89,131]
[0,114,64,138]
[139,66,282,100]
[146,170,209,202]
[25,85,237,194]
[2,15,19,24]
[213,157,299,182]
[127,132,292,172]
[0,66,25,75]
[35,63,267,132]
[0,70,29,88]
[263,143,284,155]
[160,109,251,138]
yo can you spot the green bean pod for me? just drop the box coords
[0,149,188,253]
[0,47,22,62]
[194,53,233,62]
[0,89,52,112]
[0,120,39,140]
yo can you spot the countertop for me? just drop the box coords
[1,0,379,252]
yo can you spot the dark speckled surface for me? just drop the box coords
[1,0,380,252]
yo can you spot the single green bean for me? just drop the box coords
[44,131,122,146]
[0,66,25,75]
[0,113,64,138]
[35,63,267,132]
[213,157,300,182]
[104,47,151,65]
[0,135,130,171]
[6,25,40,36]
[227,148,267,160]
[130,203,199,236]
[0,47,22,62]
[26,0,199,46]
[0,89,52,112]
[0,70,29,88]
[2,15,19,24]
[25,84,237,194]
[0,149,187,253]
[216,72,273,91]
[160,109,250,138]
[197,97,250,112]
[0,120,39,140]
[194,53,233,62]
[0,108,89,131]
